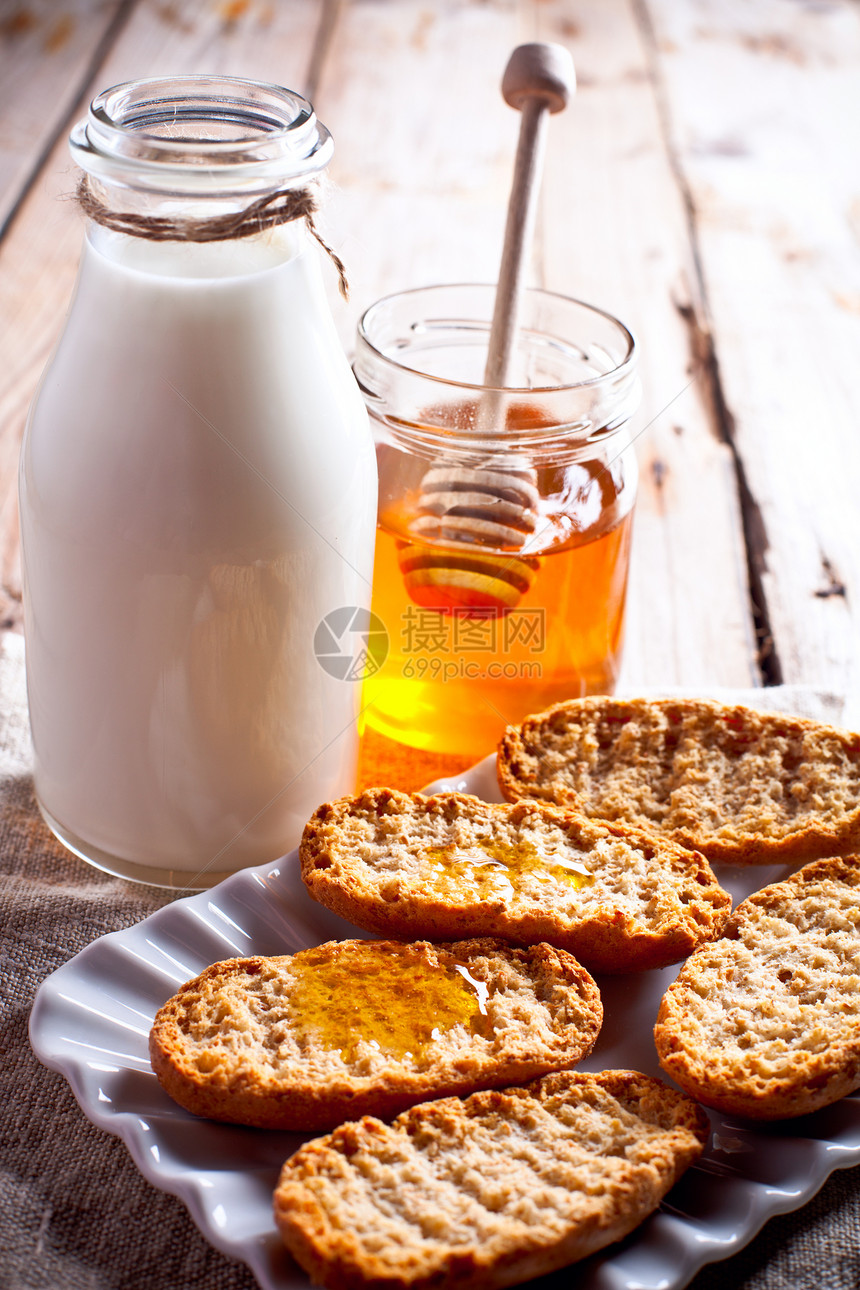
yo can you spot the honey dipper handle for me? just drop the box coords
[484,43,576,392]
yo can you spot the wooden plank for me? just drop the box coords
[0,0,773,696]
[642,0,860,717]
[317,0,758,690]
[314,0,531,342]
[0,0,326,628]
[0,0,128,238]
[530,0,759,688]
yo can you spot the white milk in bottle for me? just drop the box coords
[19,77,377,887]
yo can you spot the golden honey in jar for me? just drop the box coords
[354,285,640,759]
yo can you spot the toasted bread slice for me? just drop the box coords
[654,855,860,1119]
[149,937,601,1131]
[299,789,730,973]
[497,696,860,864]
[273,1069,709,1290]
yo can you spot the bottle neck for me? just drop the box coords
[85,216,309,279]
[71,75,332,198]
[68,77,349,292]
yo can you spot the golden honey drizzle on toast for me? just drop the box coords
[424,835,595,892]
[287,942,493,1063]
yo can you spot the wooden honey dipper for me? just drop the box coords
[401,43,576,614]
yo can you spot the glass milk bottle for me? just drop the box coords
[19,76,377,888]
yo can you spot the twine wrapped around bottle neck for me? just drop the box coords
[75,176,349,298]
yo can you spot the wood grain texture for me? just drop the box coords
[643,0,860,719]
[529,0,758,691]
[315,0,528,339]
[0,0,130,238]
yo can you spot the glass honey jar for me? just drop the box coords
[354,283,640,760]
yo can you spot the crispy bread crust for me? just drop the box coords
[497,696,860,864]
[149,938,602,1131]
[273,1069,710,1290]
[299,789,731,973]
[654,856,860,1118]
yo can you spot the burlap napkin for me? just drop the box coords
[1,627,858,1290]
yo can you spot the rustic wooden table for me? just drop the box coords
[2,1,859,1288]
[3,0,860,718]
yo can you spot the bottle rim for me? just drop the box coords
[356,282,637,396]
[70,75,333,194]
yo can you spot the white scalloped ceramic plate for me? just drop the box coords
[29,753,860,1290]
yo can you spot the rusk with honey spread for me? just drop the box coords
[299,789,730,973]
[497,696,860,863]
[149,938,602,1131]
[654,855,860,1119]
[273,1069,710,1290]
